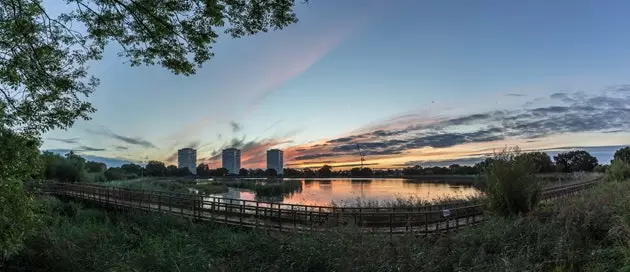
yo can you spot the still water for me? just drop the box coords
[210,178,481,206]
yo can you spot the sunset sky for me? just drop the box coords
[42,0,630,169]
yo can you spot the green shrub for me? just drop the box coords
[0,179,37,261]
[83,171,107,183]
[606,159,630,182]
[479,147,542,216]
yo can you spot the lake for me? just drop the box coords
[209,178,481,206]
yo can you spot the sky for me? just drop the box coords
[42,0,630,169]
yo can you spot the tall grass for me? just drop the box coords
[330,194,484,209]
[99,179,191,194]
[478,147,542,216]
[8,180,630,271]
[607,159,630,182]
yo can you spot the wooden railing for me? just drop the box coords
[42,178,601,234]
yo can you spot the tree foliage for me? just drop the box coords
[1,0,304,259]
[515,151,555,173]
[145,161,166,176]
[613,146,630,164]
[553,150,599,172]
[1,0,302,134]
[0,128,39,260]
[265,168,278,177]
[317,165,333,177]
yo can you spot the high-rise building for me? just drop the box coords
[177,148,197,175]
[266,149,283,175]
[222,148,241,175]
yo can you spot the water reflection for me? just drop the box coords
[209,178,481,206]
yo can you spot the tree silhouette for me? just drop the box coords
[554,151,599,172]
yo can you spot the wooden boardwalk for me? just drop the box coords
[43,179,600,234]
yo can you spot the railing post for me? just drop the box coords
[168,194,173,214]
[424,212,428,233]
[239,201,243,225]
[455,208,459,228]
[310,210,313,231]
[276,205,281,231]
[255,202,259,229]
[389,213,393,233]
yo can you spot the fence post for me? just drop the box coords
[255,202,259,229]
[424,212,428,233]
[278,205,282,231]
[389,213,393,233]
[455,208,459,228]
[239,201,243,225]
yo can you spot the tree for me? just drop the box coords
[196,164,209,177]
[145,161,166,176]
[350,167,373,177]
[474,158,496,172]
[121,163,143,176]
[283,168,301,178]
[317,165,333,178]
[0,128,39,259]
[239,168,249,177]
[554,151,599,172]
[176,167,192,177]
[1,0,304,260]
[215,168,229,177]
[302,168,316,178]
[104,167,127,181]
[613,146,630,164]
[38,151,65,179]
[250,168,265,177]
[166,165,179,176]
[402,165,422,176]
[265,168,278,177]
[515,152,555,173]
[1,0,303,135]
[86,161,107,173]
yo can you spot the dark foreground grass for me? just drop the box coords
[8,181,630,272]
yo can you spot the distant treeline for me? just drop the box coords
[36,148,629,182]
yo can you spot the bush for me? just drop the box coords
[83,172,107,183]
[479,147,542,216]
[606,159,630,182]
[0,179,38,261]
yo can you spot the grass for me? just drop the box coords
[330,194,484,209]
[192,181,229,194]
[98,178,191,194]
[7,179,630,271]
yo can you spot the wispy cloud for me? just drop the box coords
[86,128,157,148]
[505,93,527,97]
[48,137,81,144]
[281,85,630,168]
[78,146,106,152]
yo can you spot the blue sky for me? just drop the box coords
[43,0,630,168]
